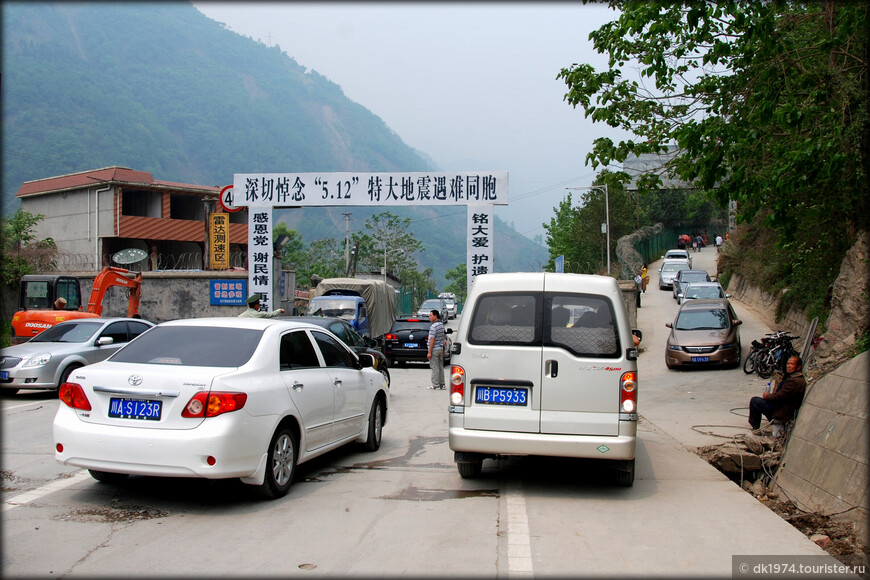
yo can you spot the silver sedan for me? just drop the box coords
[0,317,154,394]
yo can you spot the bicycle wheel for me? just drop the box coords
[756,354,774,379]
[743,350,757,374]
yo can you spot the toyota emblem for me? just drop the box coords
[128,374,143,386]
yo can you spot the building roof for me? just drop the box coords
[16,166,221,198]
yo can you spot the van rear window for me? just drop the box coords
[469,294,538,345]
[468,292,620,358]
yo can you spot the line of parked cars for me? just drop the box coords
[658,249,741,370]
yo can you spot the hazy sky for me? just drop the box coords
[194,2,633,243]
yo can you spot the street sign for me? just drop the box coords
[219,184,243,213]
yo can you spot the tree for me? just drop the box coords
[272,223,306,270]
[1,209,57,286]
[351,212,423,284]
[558,0,867,308]
[443,263,468,303]
[299,238,345,285]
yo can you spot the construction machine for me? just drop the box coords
[10,267,142,343]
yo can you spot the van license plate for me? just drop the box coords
[0,371,8,380]
[108,398,162,421]
[691,356,710,363]
[475,386,528,406]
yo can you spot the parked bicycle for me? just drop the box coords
[755,332,800,379]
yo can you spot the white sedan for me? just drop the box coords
[53,317,389,499]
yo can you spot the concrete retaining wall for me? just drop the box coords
[775,351,869,540]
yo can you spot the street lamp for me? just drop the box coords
[566,185,610,275]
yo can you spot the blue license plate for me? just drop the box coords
[108,398,162,421]
[475,386,528,406]
[0,371,8,380]
[403,342,418,348]
[691,356,710,363]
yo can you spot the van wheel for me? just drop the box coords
[457,457,483,479]
[613,459,635,487]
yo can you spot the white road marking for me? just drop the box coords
[2,400,58,412]
[2,470,90,511]
[506,482,533,577]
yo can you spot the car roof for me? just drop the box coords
[293,316,351,328]
[678,269,710,276]
[678,298,731,310]
[394,316,429,322]
[157,317,322,331]
[684,281,722,287]
[666,249,689,255]
[53,317,154,326]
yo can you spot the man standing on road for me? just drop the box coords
[748,355,807,432]
[715,234,723,252]
[238,293,285,318]
[426,309,446,390]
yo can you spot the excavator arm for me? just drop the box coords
[86,267,142,317]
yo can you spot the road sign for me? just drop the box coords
[219,185,243,213]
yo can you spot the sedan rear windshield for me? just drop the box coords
[391,320,431,332]
[662,263,689,272]
[110,326,263,367]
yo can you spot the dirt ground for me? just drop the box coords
[696,435,869,578]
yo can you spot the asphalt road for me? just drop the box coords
[1,252,840,577]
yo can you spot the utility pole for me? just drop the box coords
[343,212,351,274]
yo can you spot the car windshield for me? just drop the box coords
[662,263,689,273]
[110,326,263,367]
[675,309,729,330]
[666,252,686,259]
[686,287,722,299]
[420,300,441,310]
[307,298,356,320]
[30,321,102,343]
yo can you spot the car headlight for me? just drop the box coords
[718,343,734,350]
[668,345,682,351]
[24,353,52,368]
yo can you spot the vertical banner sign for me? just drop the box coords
[467,205,494,290]
[209,213,229,270]
[555,255,564,273]
[248,208,273,311]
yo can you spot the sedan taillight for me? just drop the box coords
[59,383,92,411]
[181,392,247,418]
[385,333,397,341]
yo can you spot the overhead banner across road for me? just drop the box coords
[231,171,509,208]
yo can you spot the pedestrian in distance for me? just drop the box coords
[426,309,446,390]
[238,293,285,318]
[634,272,643,308]
[748,355,806,434]
[715,234,723,252]
[641,264,649,293]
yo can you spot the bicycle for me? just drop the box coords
[756,333,800,379]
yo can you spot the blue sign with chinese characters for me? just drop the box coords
[210,280,247,306]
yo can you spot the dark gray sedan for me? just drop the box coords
[0,317,154,394]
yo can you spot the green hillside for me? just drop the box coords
[1,2,546,287]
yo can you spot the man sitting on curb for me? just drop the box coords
[748,355,807,435]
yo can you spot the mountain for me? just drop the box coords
[1,2,547,286]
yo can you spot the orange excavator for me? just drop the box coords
[10,267,142,343]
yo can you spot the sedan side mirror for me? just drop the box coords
[733,320,743,326]
[445,328,453,334]
[665,322,673,328]
[357,353,376,368]
[97,336,114,346]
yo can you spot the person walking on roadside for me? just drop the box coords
[641,264,649,293]
[238,293,285,318]
[748,355,807,432]
[715,234,723,252]
[426,309,446,390]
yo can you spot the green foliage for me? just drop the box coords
[443,263,468,303]
[1,209,56,286]
[351,212,423,285]
[300,238,346,284]
[273,224,306,270]
[559,0,867,314]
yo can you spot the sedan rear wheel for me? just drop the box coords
[364,397,384,451]
[457,456,483,479]
[253,425,298,499]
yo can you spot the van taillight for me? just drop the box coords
[450,366,465,406]
[620,371,637,413]
[59,383,92,411]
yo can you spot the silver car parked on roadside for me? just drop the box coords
[0,317,155,394]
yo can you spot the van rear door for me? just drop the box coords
[461,277,543,434]
[540,275,623,436]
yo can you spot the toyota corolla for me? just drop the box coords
[53,317,389,499]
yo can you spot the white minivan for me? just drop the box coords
[447,273,638,485]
